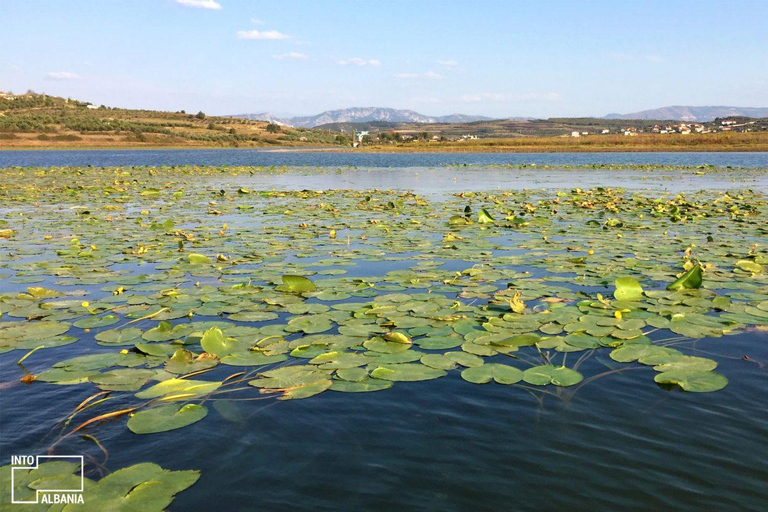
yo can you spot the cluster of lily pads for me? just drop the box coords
[0,459,198,512]
[1,164,767,505]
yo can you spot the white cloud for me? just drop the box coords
[337,58,380,66]
[173,0,222,10]
[274,52,309,60]
[46,71,80,80]
[460,92,561,103]
[251,18,264,24]
[437,59,459,69]
[237,30,290,40]
[395,71,442,80]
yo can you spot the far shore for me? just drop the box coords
[1,132,767,153]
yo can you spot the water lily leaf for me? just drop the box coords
[651,355,718,373]
[73,314,120,329]
[331,378,393,392]
[370,363,446,381]
[281,275,316,293]
[461,363,523,385]
[522,365,583,387]
[164,349,219,374]
[135,378,221,400]
[736,260,764,274]
[383,331,411,344]
[478,208,495,224]
[89,368,159,391]
[220,352,288,366]
[36,368,98,384]
[667,264,703,291]
[654,370,728,392]
[135,342,176,357]
[127,404,208,434]
[200,327,237,357]
[58,462,199,512]
[0,320,70,348]
[614,277,644,301]
[610,345,680,363]
[420,353,458,370]
[228,311,279,322]
[95,327,143,345]
[309,351,369,369]
[248,365,330,389]
[335,367,369,382]
[187,253,211,264]
[279,379,332,399]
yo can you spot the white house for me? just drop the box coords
[571,131,580,138]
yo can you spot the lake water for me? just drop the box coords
[1,151,767,511]
[2,148,768,169]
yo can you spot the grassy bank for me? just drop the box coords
[3,131,766,153]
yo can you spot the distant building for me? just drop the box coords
[86,104,99,110]
[601,129,610,134]
[571,131,580,138]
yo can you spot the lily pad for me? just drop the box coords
[127,404,208,434]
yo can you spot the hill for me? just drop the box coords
[604,106,768,122]
[230,107,493,127]
[0,92,345,148]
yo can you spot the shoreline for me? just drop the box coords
[2,133,767,153]
[1,145,767,153]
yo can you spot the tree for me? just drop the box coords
[195,111,206,120]
[266,123,281,133]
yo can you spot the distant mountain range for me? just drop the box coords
[229,107,494,127]
[230,105,768,128]
[604,106,768,122]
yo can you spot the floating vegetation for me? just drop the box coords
[1,164,767,501]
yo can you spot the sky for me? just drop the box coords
[1,0,767,118]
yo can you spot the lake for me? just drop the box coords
[1,151,767,511]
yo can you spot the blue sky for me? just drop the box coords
[1,0,766,117]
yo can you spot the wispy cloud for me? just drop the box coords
[274,52,308,60]
[46,71,80,80]
[337,58,380,66]
[395,71,442,80]
[460,92,561,103]
[251,18,264,24]
[173,0,222,10]
[437,59,459,69]
[609,52,665,64]
[237,30,290,40]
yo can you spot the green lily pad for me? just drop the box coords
[135,378,221,400]
[614,277,644,301]
[370,363,446,381]
[127,404,208,434]
[667,264,703,291]
[522,365,583,387]
[654,370,728,392]
[461,363,524,384]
